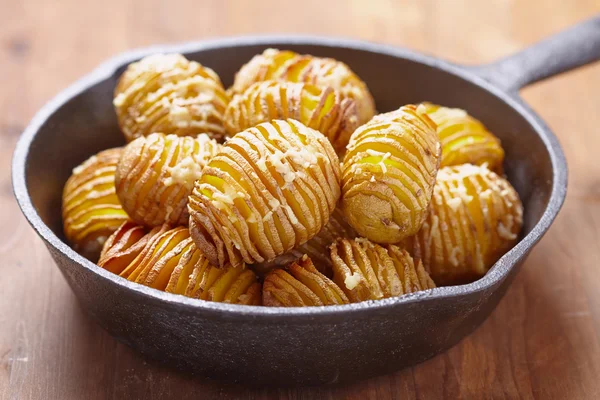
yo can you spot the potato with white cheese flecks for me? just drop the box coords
[187,119,341,268]
[114,53,230,142]
[98,223,261,304]
[330,238,436,302]
[403,164,523,286]
[115,133,220,227]
[225,81,359,154]
[62,148,129,260]
[231,49,375,125]
[341,105,441,244]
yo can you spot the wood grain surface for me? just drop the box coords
[1,0,599,399]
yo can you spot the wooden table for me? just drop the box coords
[1,1,599,398]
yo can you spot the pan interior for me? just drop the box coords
[24,40,553,265]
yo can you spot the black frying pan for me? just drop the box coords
[12,16,600,386]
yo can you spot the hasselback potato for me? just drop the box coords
[114,53,230,142]
[224,81,359,154]
[166,242,261,304]
[341,105,441,244]
[263,255,349,307]
[62,148,129,260]
[231,49,375,125]
[97,221,152,274]
[115,133,220,227]
[99,223,261,304]
[421,103,504,172]
[330,238,436,302]
[188,119,341,268]
[406,164,523,285]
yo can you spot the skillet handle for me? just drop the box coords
[470,15,600,93]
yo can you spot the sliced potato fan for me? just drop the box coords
[341,105,441,244]
[187,119,341,268]
[330,238,436,303]
[263,255,349,307]
[115,133,220,227]
[62,148,129,260]
[231,49,375,125]
[225,81,359,154]
[114,53,230,142]
[98,223,261,305]
[404,164,523,285]
[421,102,504,172]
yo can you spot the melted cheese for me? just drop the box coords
[113,93,126,108]
[446,197,462,211]
[169,105,192,128]
[344,272,361,290]
[165,156,203,189]
[497,222,517,240]
[284,204,299,225]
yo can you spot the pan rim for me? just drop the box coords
[11,34,568,318]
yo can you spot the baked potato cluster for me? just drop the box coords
[62,50,523,307]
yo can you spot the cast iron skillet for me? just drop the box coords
[12,16,600,386]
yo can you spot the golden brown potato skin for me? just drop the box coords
[115,133,220,227]
[165,242,261,305]
[114,54,230,142]
[263,255,349,307]
[421,103,505,173]
[224,81,359,154]
[330,238,436,303]
[188,119,341,268]
[231,49,375,125]
[406,164,523,286]
[97,221,150,274]
[99,224,261,304]
[252,207,356,276]
[341,105,441,244]
[62,148,129,260]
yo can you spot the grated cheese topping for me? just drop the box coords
[169,105,192,128]
[165,156,203,189]
[344,272,361,290]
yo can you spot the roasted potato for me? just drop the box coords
[231,49,375,125]
[188,119,341,267]
[114,53,230,142]
[421,103,504,172]
[115,133,220,227]
[341,105,441,243]
[405,164,523,285]
[62,148,129,260]
[225,81,359,154]
[330,238,436,302]
[263,255,349,307]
